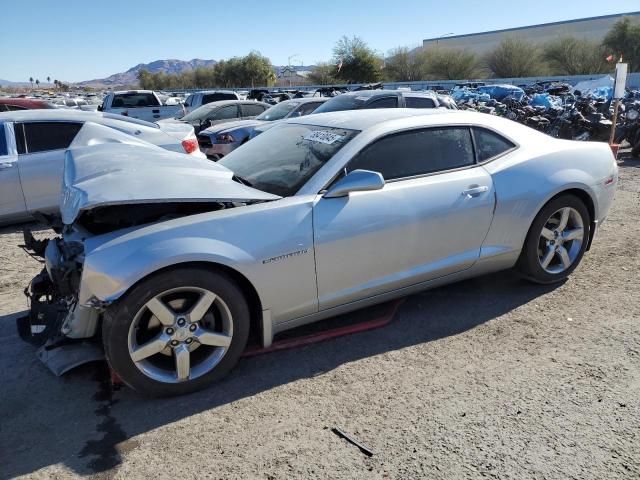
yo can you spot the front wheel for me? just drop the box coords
[517,195,590,284]
[102,266,250,397]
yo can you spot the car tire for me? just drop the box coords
[517,194,590,284]
[102,266,250,397]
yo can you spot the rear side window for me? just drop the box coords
[0,125,7,155]
[112,93,160,108]
[365,97,398,109]
[21,122,82,153]
[473,127,515,162]
[241,103,267,116]
[209,105,238,120]
[202,93,237,104]
[348,127,474,180]
[6,105,28,111]
[405,96,436,108]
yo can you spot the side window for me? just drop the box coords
[15,123,26,154]
[347,127,474,180]
[365,97,398,109]
[209,105,238,120]
[6,105,28,111]
[298,102,322,116]
[405,96,436,108]
[241,103,267,117]
[0,125,7,156]
[473,127,515,162]
[185,95,193,107]
[0,105,8,112]
[21,122,82,154]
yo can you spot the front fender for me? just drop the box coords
[78,236,258,306]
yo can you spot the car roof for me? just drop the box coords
[279,97,329,105]
[0,109,156,126]
[200,100,270,109]
[191,90,237,95]
[286,108,451,131]
[338,89,437,98]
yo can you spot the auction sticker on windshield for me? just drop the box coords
[303,130,345,145]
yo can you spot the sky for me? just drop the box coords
[0,0,638,83]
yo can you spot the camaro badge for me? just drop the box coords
[262,249,309,264]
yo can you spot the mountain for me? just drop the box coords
[77,58,218,87]
[0,79,35,87]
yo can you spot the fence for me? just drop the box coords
[169,72,640,94]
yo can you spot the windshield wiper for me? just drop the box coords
[233,175,253,187]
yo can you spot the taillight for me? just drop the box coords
[182,138,198,154]
[216,133,236,144]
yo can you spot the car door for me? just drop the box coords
[313,126,495,310]
[0,123,29,222]
[15,121,82,214]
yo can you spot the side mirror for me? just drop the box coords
[323,169,384,198]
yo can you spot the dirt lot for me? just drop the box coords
[0,155,639,480]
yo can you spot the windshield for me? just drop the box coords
[312,95,369,113]
[219,123,359,197]
[181,105,214,122]
[256,101,299,121]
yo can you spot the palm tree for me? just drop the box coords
[46,76,51,84]
[29,77,34,89]
[54,79,58,90]
[35,79,40,89]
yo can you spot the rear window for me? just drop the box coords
[202,93,237,104]
[112,93,160,108]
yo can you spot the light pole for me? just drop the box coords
[287,54,301,87]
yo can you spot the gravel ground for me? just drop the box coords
[0,154,639,480]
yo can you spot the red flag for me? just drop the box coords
[606,54,614,62]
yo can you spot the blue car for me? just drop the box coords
[197,97,327,160]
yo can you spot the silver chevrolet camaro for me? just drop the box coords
[23,109,618,396]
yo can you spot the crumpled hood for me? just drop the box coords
[60,142,280,225]
[199,119,266,136]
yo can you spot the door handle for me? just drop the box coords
[462,185,489,197]
[0,162,13,170]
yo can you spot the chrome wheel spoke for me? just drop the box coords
[188,291,217,322]
[540,247,555,268]
[146,297,175,326]
[130,333,169,362]
[541,228,554,241]
[558,246,572,269]
[563,228,583,241]
[196,330,232,348]
[174,344,191,380]
[558,207,571,231]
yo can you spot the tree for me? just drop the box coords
[53,79,59,90]
[603,17,640,72]
[485,37,546,78]
[137,69,153,89]
[240,51,275,87]
[544,37,609,75]
[35,79,40,88]
[332,36,382,83]
[423,47,479,80]
[383,46,427,81]
[46,76,50,84]
[29,77,33,89]
[308,62,337,85]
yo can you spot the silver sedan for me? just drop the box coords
[25,109,617,396]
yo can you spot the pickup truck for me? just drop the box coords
[99,90,185,122]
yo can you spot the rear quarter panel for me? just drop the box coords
[481,137,616,259]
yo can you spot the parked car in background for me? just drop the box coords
[0,98,57,111]
[312,89,457,114]
[0,110,204,225]
[198,98,327,159]
[161,100,270,135]
[183,90,240,113]
[99,90,185,122]
[23,109,617,396]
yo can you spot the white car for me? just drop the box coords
[0,109,204,225]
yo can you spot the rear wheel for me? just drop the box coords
[517,195,590,284]
[103,266,250,397]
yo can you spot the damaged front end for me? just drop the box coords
[18,229,105,375]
